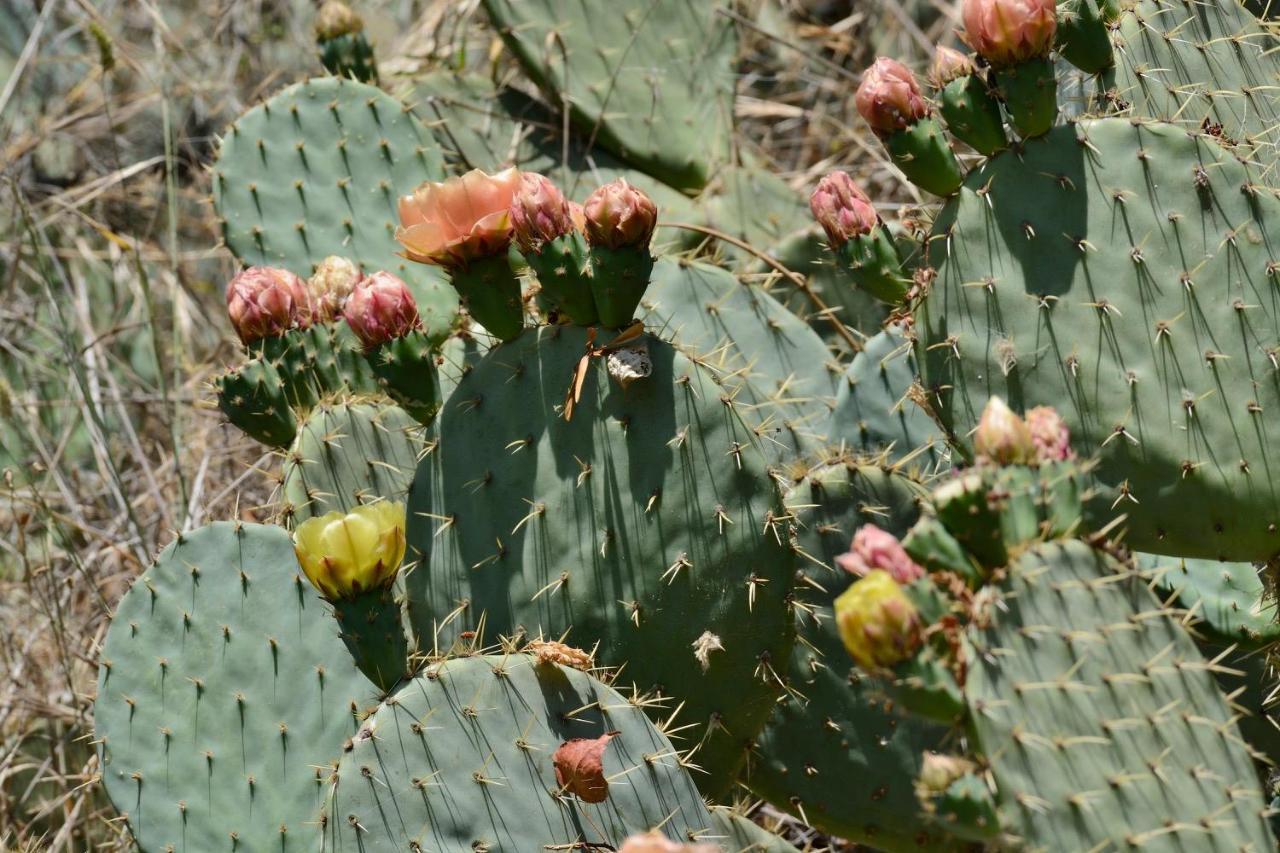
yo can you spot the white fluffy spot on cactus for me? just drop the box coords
[691,631,725,673]
[607,342,652,388]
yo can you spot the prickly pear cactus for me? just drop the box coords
[212,77,459,336]
[321,652,713,851]
[707,805,800,852]
[1138,552,1280,649]
[746,459,957,851]
[640,257,838,459]
[403,326,796,797]
[481,0,737,191]
[915,118,1280,561]
[94,522,378,851]
[281,399,426,525]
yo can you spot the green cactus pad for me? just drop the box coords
[745,460,958,851]
[1106,0,1280,162]
[94,522,378,851]
[214,356,298,447]
[481,0,736,191]
[1138,552,1280,648]
[403,326,796,797]
[321,653,713,851]
[706,805,800,852]
[641,257,838,458]
[915,118,1280,561]
[963,539,1274,849]
[281,399,426,525]
[827,327,948,468]
[212,76,459,338]
[763,229,892,343]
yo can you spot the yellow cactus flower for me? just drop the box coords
[293,502,406,600]
[834,569,922,671]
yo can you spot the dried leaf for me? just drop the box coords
[553,731,618,803]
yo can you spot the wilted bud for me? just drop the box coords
[396,168,521,270]
[836,523,926,583]
[931,45,976,87]
[834,570,923,670]
[962,0,1058,66]
[855,57,932,136]
[618,834,718,853]
[525,639,593,671]
[315,0,363,40]
[293,502,406,600]
[918,753,977,795]
[342,271,420,349]
[973,396,1034,465]
[810,171,878,248]
[308,255,362,322]
[510,172,575,253]
[226,266,311,345]
[567,201,587,233]
[1025,405,1074,462]
[582,179,658,250]
[553,732,618,803]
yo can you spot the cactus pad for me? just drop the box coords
[320,653,713,850]
[481,0,737,191]
[212,77,459,337]
[915,118,1280,560]
[281,399,426,525]
[1138,552,1280,649]
[94,522,378,851]
[403,326,796,796]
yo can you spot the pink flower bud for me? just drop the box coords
[1025,405,1074,462]
[582,179,658,250]
[809,171,878,248]
[342,271,421,349]
[226,266,312,345]
[855,58,932,136]
[962,0,1058,67]
[510,172,575,253]
[835,524,926,583]
[396,168,521,270]
[973,396,1034,464]
[931,45,976,88]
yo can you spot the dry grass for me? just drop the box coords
[0,0,955,847]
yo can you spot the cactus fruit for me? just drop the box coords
[857,59,963,197]
[810,172,908,305]
[320,653,714,850]
[94,522,378,850]
[583,179,659,328]
[915,118,1280,561]
[930,46,1008,156]
[961,0,1060,137]
[212,77,460,340]
[512,172,597,325]
[480,0,736,192]
[403,326,796,796]
[314,1,378,84]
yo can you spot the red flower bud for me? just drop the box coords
[226,266,311,345]
[809,171,878,247]
[342,271,421,349]
[855,58,931,136]
[962,0,1058,66]
[510,172,575,253]
[582,179,657,250]
[931,45,976,88]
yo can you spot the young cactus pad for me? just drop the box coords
[915,118,1280,561]
[94,522,379,850]
[402,326,796,796]
[212,77,459,339]
[481,0,736,192]
[281,399,427,525]
[320,652,714,851]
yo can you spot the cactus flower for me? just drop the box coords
[836,523,926,583]
[1025,405,1074,462]
[810,171,878,248]
[973,396,1035,464]
[226,266,312,344]
[962,0,1058,66]
[293,502,406,600]
[510,172,575,253]
[342,270,421,349]
[553,732,618,803]
[855,58,932,136]
[834,569,923,670]
[308,255,362,322]
[931,45,976,87]
[396,167,521,269]
[619,834,718,853]
[582,179,658,250]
